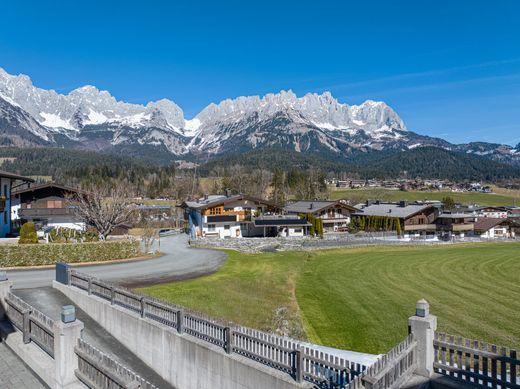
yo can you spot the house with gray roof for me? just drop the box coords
[284,200,359,233]
[181,194,302,239]
[354,201,439,236]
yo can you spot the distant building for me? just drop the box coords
[284,200,359,233]
[474,206,509,219]
[11,183,86,232]
[181,194,288,239]
[473,218,515,239]
[436,212,476,238]
[0,170,34,237]
[354,201,439,237]
[349,180,366,188]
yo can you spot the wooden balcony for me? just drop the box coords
[404,224,437,231]
[19,207,75,219]
[452,223,474,232]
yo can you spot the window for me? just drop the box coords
[208,224,216,232]
[47,200,64,208]
[209,207,222,215]
[3,185,7,197]
[224,225,230,230]
[294,229,302,233]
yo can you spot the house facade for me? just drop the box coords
[354,201,439,237]
[11,183,86,232]
[283,200,359,233]
[0,170,34,237]
[181,194,284,239]
[473,218,515,239]
[436,212,476,238]
[475,206,509,219]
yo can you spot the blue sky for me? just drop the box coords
[1,0,519,146]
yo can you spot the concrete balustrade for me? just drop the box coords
[0,277,84,389]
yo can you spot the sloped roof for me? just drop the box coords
[473,218,509,232]
[354,203,433,219]
[284,200,359,214]
[0,170,34,182]
[181,194,278,211]
[12,182,84,195]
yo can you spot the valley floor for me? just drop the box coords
[138,242,520,355]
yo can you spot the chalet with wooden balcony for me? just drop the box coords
[283,200,359,233]
[11,183,85,232]
[0,170,34,237]
[181,194,287,239]
[354,201,439,237]
[435,212,476,238]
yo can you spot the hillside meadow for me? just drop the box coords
[330,188,519,207]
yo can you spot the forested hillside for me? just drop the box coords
[199,147,520,180]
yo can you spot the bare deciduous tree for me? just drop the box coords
[67,185,135,240]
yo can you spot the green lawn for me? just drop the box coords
[330,188,520,206]
[139,242,520,354]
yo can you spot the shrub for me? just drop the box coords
[1,240,141,267]
[19,222,38,244]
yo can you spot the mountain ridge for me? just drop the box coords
[0,67,519,167]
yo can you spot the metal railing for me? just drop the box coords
[75,338,157,389]
[69,269,367,386]
[5,292,55,358]
[434,331,519,388]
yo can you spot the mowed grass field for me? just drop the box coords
[330,188,519,206]
[139,242,520,354]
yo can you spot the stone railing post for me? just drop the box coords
[110,286,115,305]
[408,299,437,378]
[294,346,304,383]
[176,309,184,334]
[0,272,13,321]
[224,327,233,354]
[140,297,146,318]
[22,308,31,344]
[53,306,84,389]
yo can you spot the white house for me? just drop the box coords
[473,218,515,239]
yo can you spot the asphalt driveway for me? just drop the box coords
[6,234,227,289]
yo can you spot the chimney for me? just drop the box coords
[399,200,408,208]
[225,189,231,198]
[310,203,314,210]
[204,194,208,200]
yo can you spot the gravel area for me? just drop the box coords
[190,232,450,253]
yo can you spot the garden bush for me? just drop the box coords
[0,240,141,267]
[19,222,38,244]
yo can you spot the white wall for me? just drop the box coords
[203,224,241,238]
[48,222,86,231]
[53,281,308,389]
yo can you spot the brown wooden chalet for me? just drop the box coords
[11,182,86,231]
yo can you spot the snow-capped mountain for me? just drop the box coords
[0,67,519,166]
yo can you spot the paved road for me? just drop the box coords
[7,234,227,289]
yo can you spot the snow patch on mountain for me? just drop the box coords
[39,112,75,130]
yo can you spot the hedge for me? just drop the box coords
[0,240,141,267]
